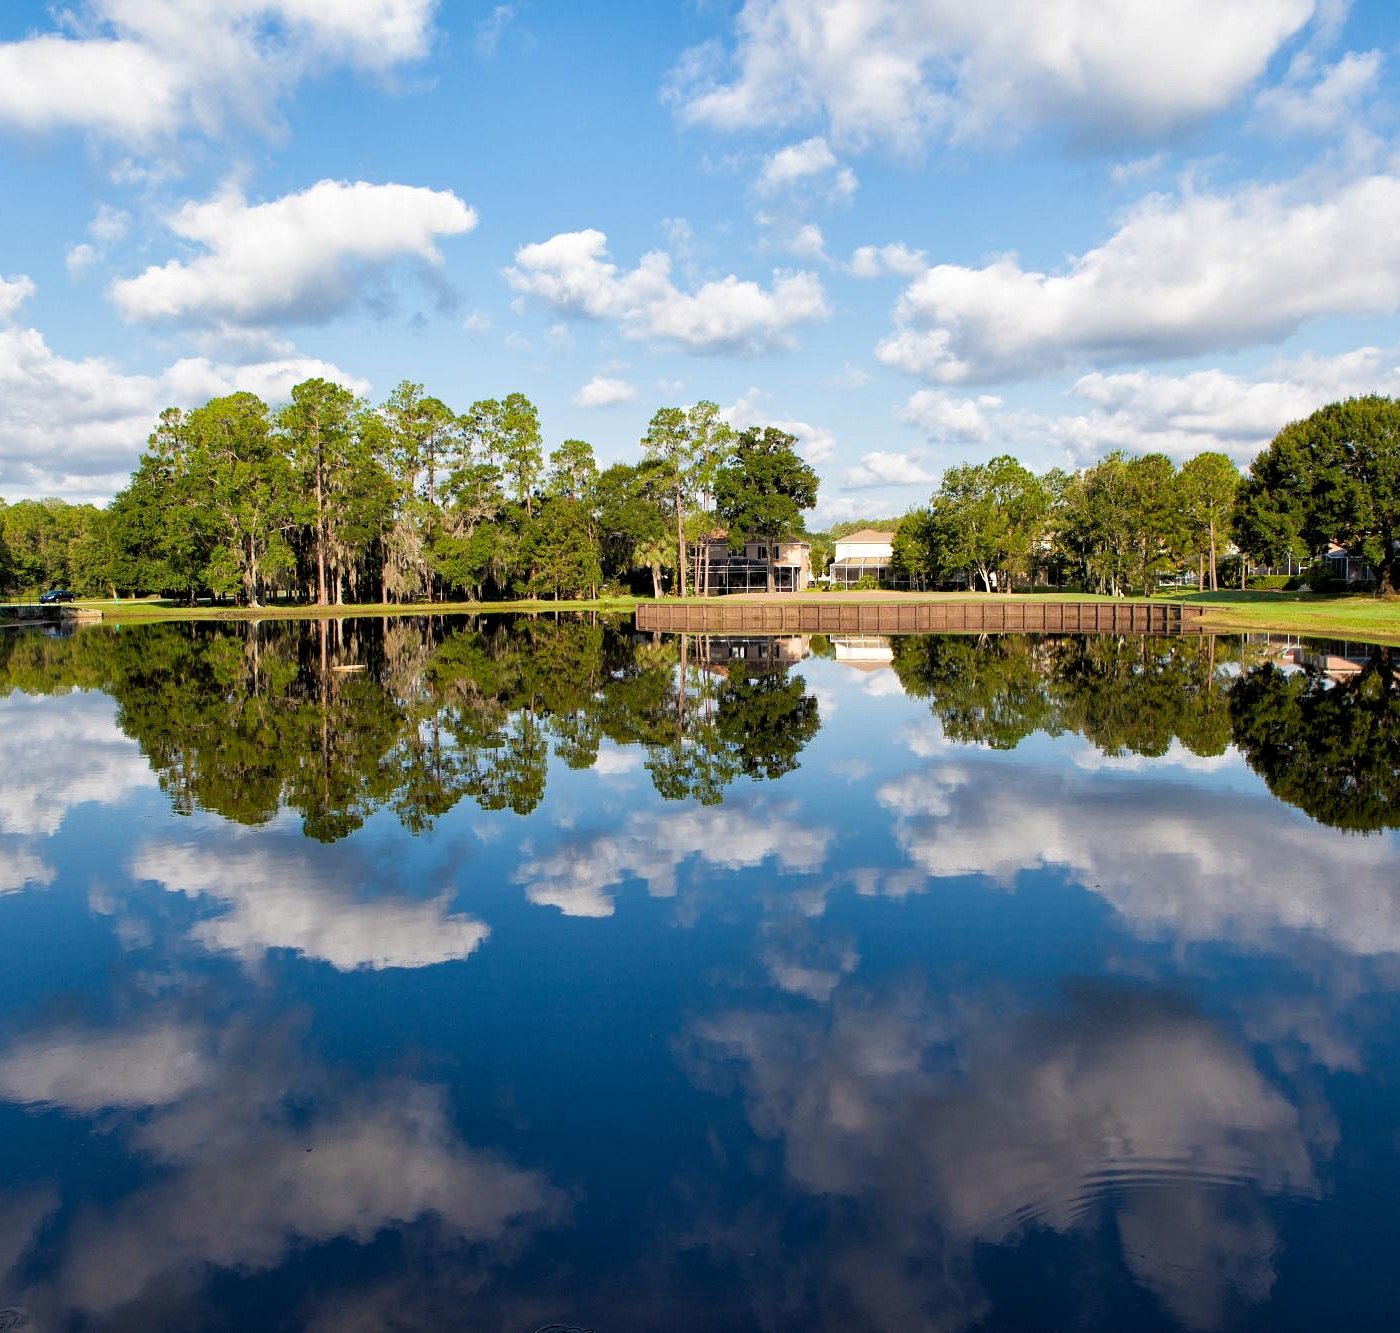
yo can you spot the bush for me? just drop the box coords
[1246,574,1292,591]
[852,575,880,591]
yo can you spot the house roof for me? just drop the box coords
[835,528,897,544]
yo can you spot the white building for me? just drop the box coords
[829,530,896,588]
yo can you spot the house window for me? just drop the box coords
[756,545,767,559]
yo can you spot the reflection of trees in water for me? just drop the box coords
[893,633,1400,831]
[892,633,1234,757]
[1229,646,1400,833]
[0,617,824,837]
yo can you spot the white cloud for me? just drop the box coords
[0,294,367,500]
[721,386,837,464]
[1256,49,1382,135]
[0,0,437,145]
[876,171,1400,384]
[849,242,926,278]
[517,803,831,918]
[572,374,638,408]
[473,4,516,58]
[784,223,829,262]
[756,135,858,203]
[842,450,937,488]
[505,228,828,355]
[1046,343,1400,466]
[667,0,1315,153]
[896,389,1000,441]
[110,179,477,328]
[461,308,492,334]
[830,362,870,389]
[130,831,490,970]
[65,203,132,280]
[0,275,36,320]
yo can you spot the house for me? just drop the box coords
[1324,543,1375,585]
[829,529,896,588]
[691,535,812,594]
[695,635,811,671]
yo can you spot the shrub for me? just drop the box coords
[1246,574,1292,591]
[852,575,880,591]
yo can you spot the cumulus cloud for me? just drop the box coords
[0,0,437,145]
[130,830,490,970]
[842,450,937,489]
[721,386,837,465]
[1255,49,1383,136]
[0,292,367,500]
[896,389,1000,442]
[756,135,857,201]
[666,0,1315,153]
[0,274,37,319]
[572,374,637,408]
[110,179,477,328]
[473,4,516,58]
[65,204,131,279]
[875,172,1400,384]
[516,802,831,918]
[504,229,828,355]
[849,242,926,279]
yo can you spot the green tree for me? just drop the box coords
[1177,452,1240,591]
[1235,396,1400,595]
[714,426,819,593]
[924,455,1049,592]
[183,393,294,606]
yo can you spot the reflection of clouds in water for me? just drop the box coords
[877,760,1400,955]
[0,841,53,893]
[516,801,832,918]
[130,830,489,970]
[0,691,157,835]
[0,1020,215,1110]
[590,742,641,776]
[2,1015,562,1324]
[689,983,1317,1331]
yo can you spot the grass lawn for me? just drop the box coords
[1170,589,1400,644]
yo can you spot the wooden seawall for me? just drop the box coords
[636,599,1200,636]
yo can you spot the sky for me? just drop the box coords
[3,0,1400,524]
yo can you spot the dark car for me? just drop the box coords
[38,588,77,604]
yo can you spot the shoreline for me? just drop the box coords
[3,590,1397,645]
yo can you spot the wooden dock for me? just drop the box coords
[636,599,1200,636]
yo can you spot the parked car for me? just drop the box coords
[38,588,76,604]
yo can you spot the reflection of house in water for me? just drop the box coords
[692,536,812,593]
[1249,632,1375,683]
[692,635,811,672]
[832,635,894,671]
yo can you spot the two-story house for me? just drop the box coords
[691,535,812,594]
[828,529,896,588]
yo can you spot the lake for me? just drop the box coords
[1,616,1398,1331]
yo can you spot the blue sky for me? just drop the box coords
[3,0,1400,521]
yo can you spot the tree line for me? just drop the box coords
[891,395,1400,597]
[0,381,816,605]
[4,390,1396,602]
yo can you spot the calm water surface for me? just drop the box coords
[1,616,1398,1331]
